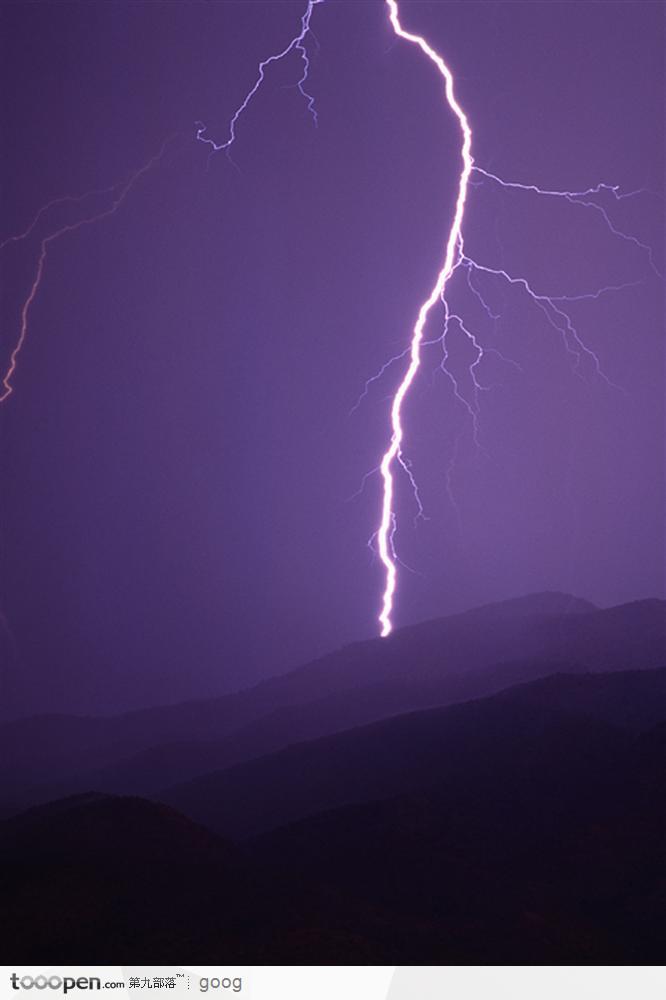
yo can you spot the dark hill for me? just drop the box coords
[0,793,259,962]
[3,668,663,964]
[250,720,665,963]
[160,668,665,838]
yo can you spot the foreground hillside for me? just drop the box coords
[2,667,664,963]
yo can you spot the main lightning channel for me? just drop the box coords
[377,0,473,637]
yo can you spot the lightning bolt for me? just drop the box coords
[0,138,177,404]
[377,0,474,636]
[196,0,323,159]
[369,0,659,636]
[473,167,662,277]
[3,2,656,648]
[194,0,658,639]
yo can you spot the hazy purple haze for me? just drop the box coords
[0,1,663,715]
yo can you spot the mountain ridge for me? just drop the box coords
[1,593,663,816]
[2,664,663,964]
[160,667,665,838]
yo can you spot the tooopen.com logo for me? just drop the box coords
[10,976,123,994]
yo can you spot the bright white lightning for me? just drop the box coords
[193,0,658,640]
[369,1,659,636]
[377,0,474,637]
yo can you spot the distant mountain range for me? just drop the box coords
[0,592,664,962]
[162,667,665,838]
[1,592,663,812]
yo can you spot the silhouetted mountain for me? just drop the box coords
[1,594,663,813]
[250,720,665,963]
[0,793,259,962]
[1,668,663,963]
[25,656,575,802]
[161,668,665,837]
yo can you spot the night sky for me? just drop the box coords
[1,1,663,716]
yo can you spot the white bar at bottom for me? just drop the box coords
[0,965,664,1000]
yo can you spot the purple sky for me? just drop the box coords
[1,1,663,715]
